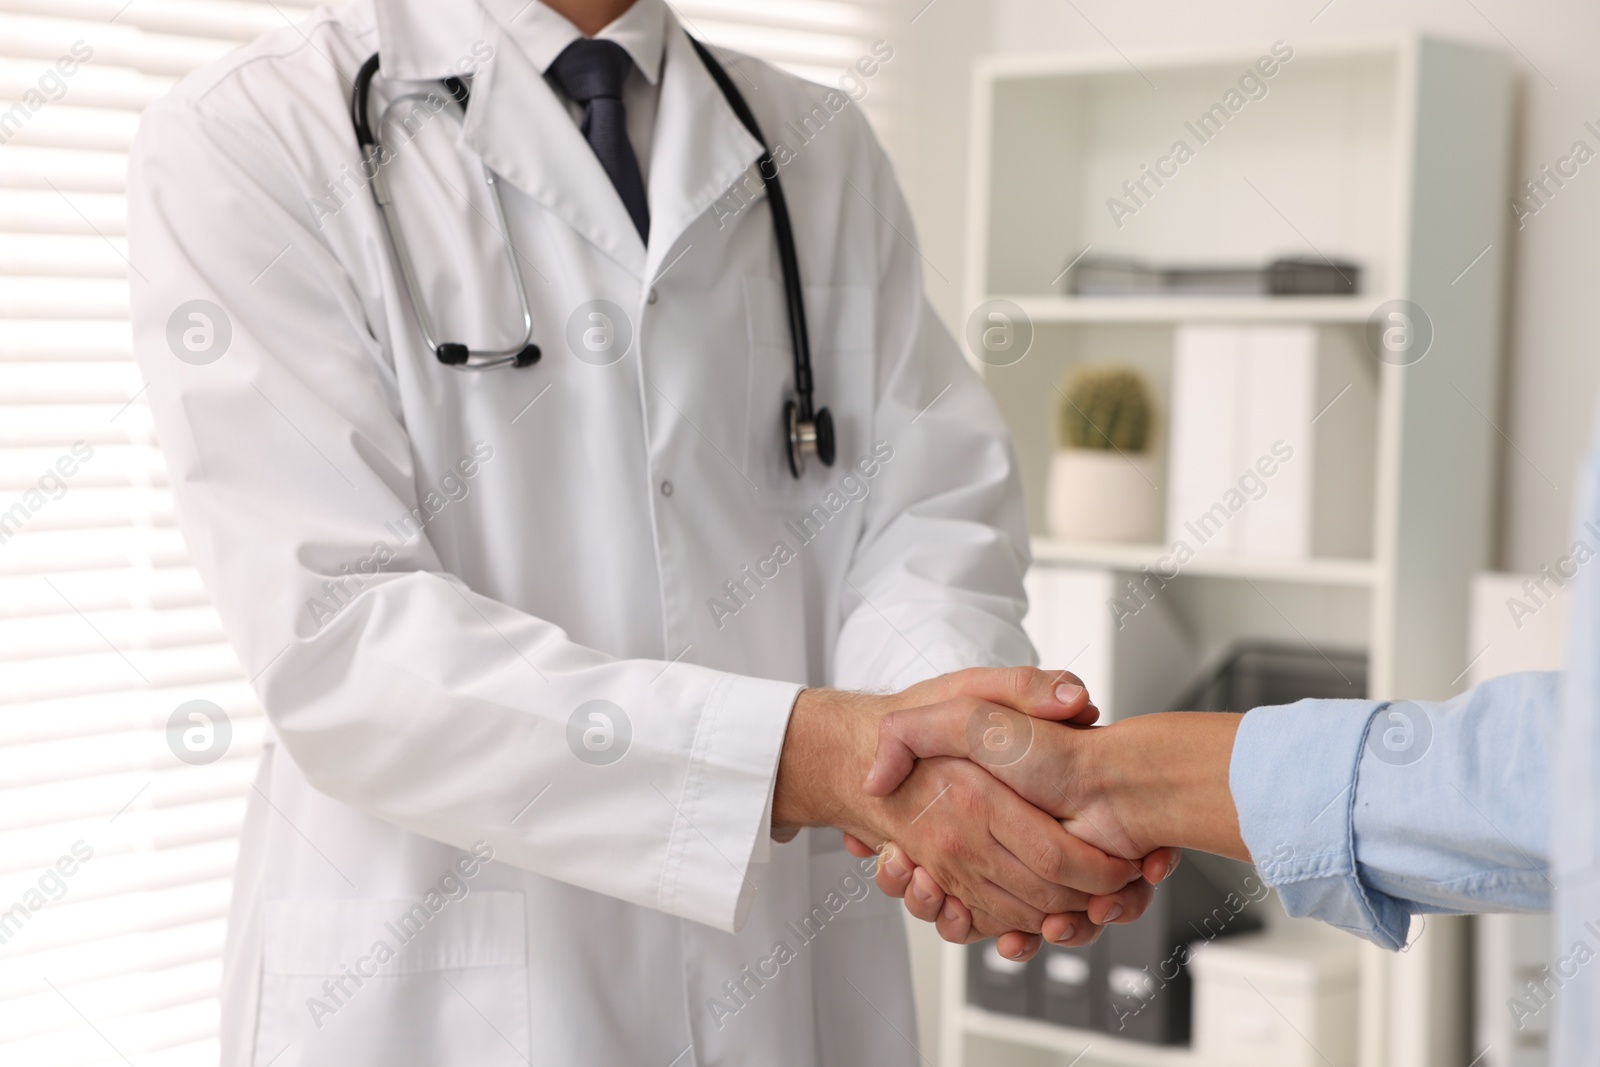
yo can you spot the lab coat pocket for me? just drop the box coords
[742,276,876,506]
[253,892,528,1067]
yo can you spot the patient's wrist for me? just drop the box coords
[1095,712,1249,862]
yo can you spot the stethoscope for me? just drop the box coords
[348,40,835,478]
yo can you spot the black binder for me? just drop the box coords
[1037,940,1099,1028]
[966,939,1032,1016]
[1098,857,1265,1045]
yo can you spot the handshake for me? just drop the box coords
[772,667,1247,961]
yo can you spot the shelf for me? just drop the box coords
[993,294,1381,325]
[962,1006,1198,1066]
[961,31,1513,1067]
[1030,537,1378,587]
[978,35,1413,82]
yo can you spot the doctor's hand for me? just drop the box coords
[772,668,1160,940]
[853,708,1246,956]
[839,833,1166,957]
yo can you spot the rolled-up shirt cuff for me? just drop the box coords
[1229,698,1412,950]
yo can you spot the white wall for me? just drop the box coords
[882,0,1600,575]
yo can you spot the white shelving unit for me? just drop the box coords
[962,1004,1200,1066]
[1031,537,1378,587]
[946,34,1512,1067]
[1001,295,1383,324]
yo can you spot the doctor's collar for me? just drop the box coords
[477,0,666,85]
[373,0,667,85]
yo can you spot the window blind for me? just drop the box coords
[677,0,893,96]
[0,1,892,1064]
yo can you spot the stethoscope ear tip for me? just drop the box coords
[433,342,542,369]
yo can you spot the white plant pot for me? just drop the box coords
[1045,449,1162,543]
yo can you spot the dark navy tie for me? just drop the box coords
[547,38,650,242]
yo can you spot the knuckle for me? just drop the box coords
[952,784,985,820]
[1083,855,1130,895]
[929,824,963,859]
[1031,840,1066,881]
[1092,869,1130,896]
[968,912,1002,939]
[1031,877,1074,911]
[1121,883,1155,918]
[1036,885,1076,914]
[944,835,974,869]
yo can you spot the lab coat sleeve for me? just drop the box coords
[829,139,1035,693]
[126,95,798,933]
[1231,672,1557,949]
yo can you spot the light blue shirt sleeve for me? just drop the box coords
[1229,671,1559,949]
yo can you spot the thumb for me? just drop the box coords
[862,703,979,796]
[1140,847,1183,885]
[922,666,1095,724]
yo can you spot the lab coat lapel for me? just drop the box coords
[644,25,764,282]
[460,22,648,278]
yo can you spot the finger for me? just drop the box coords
[921,779,1089,918]
[1141,847,1182,884]
[905,867,946,923]
[874,842,914,899]
[965,905,1044,946]
[1038,670,1092,720]
[1086,877,1155,926]
[996,930,1043,961]
[990,795,1146,898]
[1065,701,1101,727]
[866,687,1093,798]
[863,703,979,797]
[971,838,1094,917]
[1042,911,1104,947]
[842,832,875,859]
[935,895,978,944]
[930,666,1093,723]
[962,875,1048,933]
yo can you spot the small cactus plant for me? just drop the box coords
[1057,366,1152,452]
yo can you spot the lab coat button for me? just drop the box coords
[660,480,673,497]
[647,288,659,304]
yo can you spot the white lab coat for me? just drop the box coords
[126,1,1034,1063]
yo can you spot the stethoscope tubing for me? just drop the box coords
[347,42,833,472]
[353,55,540,369]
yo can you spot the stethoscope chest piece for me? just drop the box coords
[785,401,835,479]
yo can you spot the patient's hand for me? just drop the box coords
[855,705,1244,955]
[866,698,1148,858]
[775,668,1175,954]
[841,831,1172,956]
